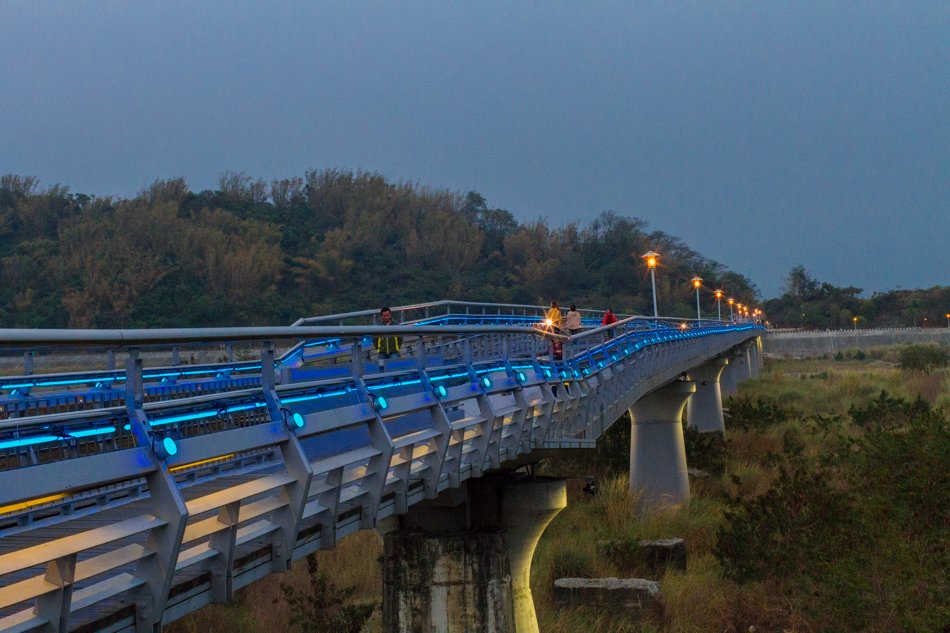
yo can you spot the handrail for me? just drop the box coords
[0,324,567,350]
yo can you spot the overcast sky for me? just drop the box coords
[1,2,947,297]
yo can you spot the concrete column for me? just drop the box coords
[629,380,695,509]
[731,346,752,382]
[720,358,738,398]
[383,476,567,633]
[497,478,567,633]
[686,358,727,434]
[383,531,515,632]
[747,341,761,378]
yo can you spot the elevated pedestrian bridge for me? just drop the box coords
[0,301,763,632]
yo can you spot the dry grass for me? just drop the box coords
[168,530,383,633]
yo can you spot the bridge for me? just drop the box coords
[0,301,763,633]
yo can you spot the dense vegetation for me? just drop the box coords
[764,264,949,330]
[0,172,759,328]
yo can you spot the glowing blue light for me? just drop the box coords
[583,368,590,375]
[481,376,492,389]
[375,396,389,411]
[161,436,178,458]
[435,385,447,398]
[543,369,552,379]
[516,371,526,383]
[291,413,305,429]
[572,369,579,378]
[597,362,603,369]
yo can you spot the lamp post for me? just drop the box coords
[728,297,734,321]
[642,251,660,318]
[714,289,724,321]
[946,313,949,329]
[691,276,702,319]
[852,316,858,330]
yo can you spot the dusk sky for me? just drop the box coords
[1,2,946,297]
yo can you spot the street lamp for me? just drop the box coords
[946,313,949,329]
[642,251,660,318]
[852,316,859,330]
[714,289,724,321]
[691,276,703,319]
[727,297,734,321]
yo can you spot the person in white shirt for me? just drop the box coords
[565,304,582,335]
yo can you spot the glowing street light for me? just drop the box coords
[714,289,724,321]
[852,315,859,330]
[642,251,660,318]
[691,276,702,319]
[946,313,949,329]
[727,297,735,320]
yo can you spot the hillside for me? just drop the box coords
[0,171,758,328]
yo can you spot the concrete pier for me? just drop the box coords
[731,345,752,382]
[720,356,738,398]
[686,358,727,434]
[382,476,567,633]
[629,380,695,508]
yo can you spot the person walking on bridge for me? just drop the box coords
[565,304,582,335]
[602,308,618,340]
[545,301,563,333]
[374,307,401,371]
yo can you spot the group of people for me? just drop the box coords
[371,303,621,370]
[545,301,618,337]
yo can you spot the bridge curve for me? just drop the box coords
[0,301,763,632]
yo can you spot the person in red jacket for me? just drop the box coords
[602,308,618,339]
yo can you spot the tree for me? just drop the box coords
[280,555,375,633]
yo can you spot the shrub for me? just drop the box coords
[549,548,597,580]
[280,555,376,633]
[714,462,858,584]
[724,396,800,431]
[682,425,726,475]
[848,390,931,430]
[898,344,949,372]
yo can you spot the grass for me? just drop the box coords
[170,354,949,632]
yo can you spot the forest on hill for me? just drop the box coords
[764,265,949,330]
[0,171,758,328]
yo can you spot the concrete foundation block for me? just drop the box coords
[553,577,662,615]
[639,538,686,573]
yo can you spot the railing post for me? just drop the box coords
[23,351,33,376]
[415,335,427,369]
[124,350,189,633]
[261,342,313,571]
[33,553,76,632]
[351,339,365,378]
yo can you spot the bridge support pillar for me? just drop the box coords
[720,357,738,397]
[754,336,765,375]
[686,358,727,434]
[382,476,566,633]
[731,346,752,382]
[629,380,695,509]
